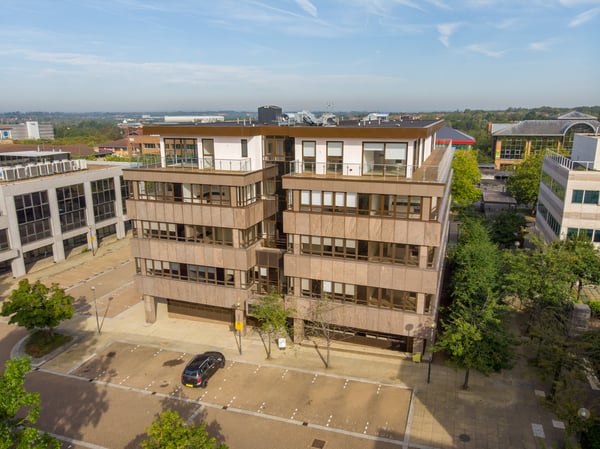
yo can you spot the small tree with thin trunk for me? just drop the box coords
[252,291,295,359]
[305,295,344,369]
[1,279,75,335]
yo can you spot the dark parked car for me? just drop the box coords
[181,351,226,388]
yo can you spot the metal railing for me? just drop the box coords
[287,161,442,182]
[129,155,253,172]
[546,150,595,171]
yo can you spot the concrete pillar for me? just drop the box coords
[293,317,304,343]
[412,337,425,354]
[113,175,126,239]
[144,295,157,323]
[47,188,65,263]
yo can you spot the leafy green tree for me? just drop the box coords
[252,291,295,359]
[1,279,75,335]
[434,297,517,389]
[0,357,60,449]
[560,235,600,300]
[451,150,481,207]
[141,410,227,449]
[435,218,517,389]
[488,209,526,248]
[506,152,544,213]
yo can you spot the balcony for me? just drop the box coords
[546,150,596,172]
[130,155,254,172]
[287,147,452,183]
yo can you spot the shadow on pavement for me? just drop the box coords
[123,387,227,449]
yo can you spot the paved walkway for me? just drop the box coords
[0,237,569,449]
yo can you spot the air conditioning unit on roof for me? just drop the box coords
[27,165,39,177]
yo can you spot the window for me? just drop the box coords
[572,190,584,203]
[57,184,87,232]
[584,191,599,205]
[15,191,51,244]
[302,141,316,173]
[241,139,248,158]
[326,141,343,174]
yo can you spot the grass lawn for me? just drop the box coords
[24,330,73,358]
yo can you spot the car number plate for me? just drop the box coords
[185,384,194,388]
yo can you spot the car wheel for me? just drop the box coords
[201,379,208,388]
[219,360,225,369]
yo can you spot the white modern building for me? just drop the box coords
[536,134,600,245]
[1,121,55,140]
[0,152,130,277]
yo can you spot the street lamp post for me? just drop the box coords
[91,286,101,334]
[578,407,591,444]
[427,322,436,384]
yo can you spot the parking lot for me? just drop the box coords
[71,341,412,440]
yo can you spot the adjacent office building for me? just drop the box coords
[491,111,600,170]
[0,151,129,277]
[123,112,453,353]
[537,134,600,246]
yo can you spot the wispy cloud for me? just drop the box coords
[294,0,317,16]
[346,0,426,15]
[568,7,600,26]
[528,40,552,51]
[437,22,461,47]
[465,44,508,57]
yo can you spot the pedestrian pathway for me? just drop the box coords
[1,236,569,449]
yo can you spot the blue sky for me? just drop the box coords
[1,0,598,113]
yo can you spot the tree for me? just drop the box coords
[252,291,295,359]
[435,218,517,389]
[141,410,227,449]
[434,297,517,389]
[560,235,600,300]
[488,209,526,248]
[506,152,544,213]
[0,357,61,449]
[305,295,347,369]
[451,149,481,207]
[1,279,75,335]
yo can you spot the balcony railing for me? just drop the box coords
[130,155,253,172]
[546,150,595,171]
[288,161,442,182]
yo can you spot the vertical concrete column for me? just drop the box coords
[83,182,96,253]
[47,188,65,263]
[4,195,25,277]
[113,175,126,239]
[412,337,425,355]
[144,294,157,323]
[416,292,426,314]
[293,317,304,343]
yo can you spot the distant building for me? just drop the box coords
[435,126,476,150]
[491,111,600,170]
[536,134,600,246]
[164,116,225,124]
[1,121,55,141]
[0,151,130,277]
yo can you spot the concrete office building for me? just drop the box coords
[491,111,600,170]
[124,113,452,353]
[0,151,130,277]
[537,134,600,246]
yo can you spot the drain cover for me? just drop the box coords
[311,439,326,449]
[459,434,471,442]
